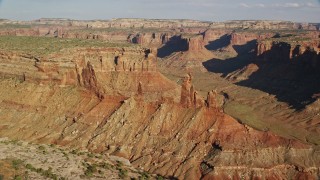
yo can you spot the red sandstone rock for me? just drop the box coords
[137,81,143,95]
[186,35,205,52]
[206,90,226,109]
[257,39,320,62]
[226,63,259,82]
[180,73,205,108]
[180,73,193,108]
[81,61,97,89]
[203,29,230,44]
[230,32,274,46]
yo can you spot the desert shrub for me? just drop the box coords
[38,145,46,151]
[87,153,94,158]
[139,172,150,180]
[71,149,79,155]
[26,164,60,180]
[78,151,85,156]
[116,160,123,167]
[1,141,9,145]
[25,163,35,170]
[84,164,97,177]
[10,140,23,146]
[43,169,58,180]
[49,144,56,148]
[36,167,44,173]
[13,175,22,180]
[118,168,128,179]
[99,162,111,169]
[38,146,47,154]
[12,159,24,170]
[62,152,69,160]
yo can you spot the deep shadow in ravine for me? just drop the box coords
[203,41,320,110]
[203,40,257,77]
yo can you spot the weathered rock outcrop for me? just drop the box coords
[128,32,171,48]
[0,46,179,102]
[0,77,317,179]
[257,39,320,62]
[229,32,278,47]
[223,33,320,111]
[180,73,228,109]
[180,73,204,108]
[203,29,230,44]
[230,32,258,45]
[0,51,78,86]
[206,90,226,109]
[157,33,215,70]
[0,71,318,179]
[226,63,259,81]
[186,35,206,52]
[0,26,70,38]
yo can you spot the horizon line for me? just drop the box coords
[1,17,319,24]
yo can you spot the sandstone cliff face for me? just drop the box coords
[0,46,179,102]
[224,34,320,113]
[203,29,230,44]
[0,51,78,86]
[230,33,257,45]
[180,74,227,109]
[186,35,206,52]
[180,74,204,108]
[0,58,319,179]
[230,32,274,46]
[0,26,71,38]
[128,32,171,48]
[157,33,216,71]
[257,39,320,62]
[0,76,318,179]
[206,90,226,109]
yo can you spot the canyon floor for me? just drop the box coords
[0,19,319,179]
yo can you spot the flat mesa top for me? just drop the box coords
[0,36,136,56]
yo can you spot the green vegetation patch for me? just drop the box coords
[0,35,136,56]
[25,163,64,180]
[70,27,172,34]
[224,101,268,131]
[11,159,24,170]
[0,24,32,29]
[224,101,320,145]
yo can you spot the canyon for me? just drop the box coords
[0,18,320,179]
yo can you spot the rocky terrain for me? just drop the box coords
[0,19,320,179]
[0,137,157,179]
